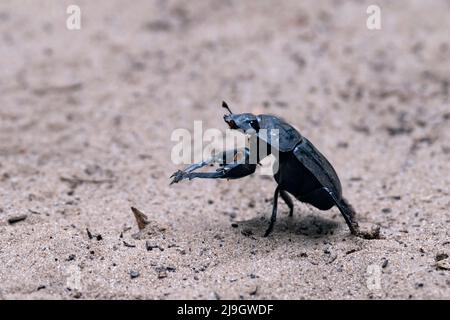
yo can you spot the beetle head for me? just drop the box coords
[223,113,260,133]
[222,101,260,133]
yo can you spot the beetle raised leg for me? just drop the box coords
[170,148,244,183]
[280,190,294,217]
[183,162,257,181]
[170,148,256,184]
[264,186,281,237]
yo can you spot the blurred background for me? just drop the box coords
[0,0,449,299]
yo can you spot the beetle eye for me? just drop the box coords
[249,120,259,131]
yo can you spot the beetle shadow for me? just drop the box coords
[236,213,340,239]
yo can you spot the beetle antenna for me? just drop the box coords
[222,101,233,114]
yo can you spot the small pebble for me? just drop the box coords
[7,215,28,224]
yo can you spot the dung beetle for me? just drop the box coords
[171,102,378,239]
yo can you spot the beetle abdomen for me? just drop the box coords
[296,188,335,210]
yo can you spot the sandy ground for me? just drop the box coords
[0,0,449,300]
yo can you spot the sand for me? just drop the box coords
[0,0,449,299]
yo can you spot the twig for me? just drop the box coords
[60,176,115,189]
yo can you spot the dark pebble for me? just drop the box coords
[146,241,163,251]
[7,215,28,224]
[123,241,136,248]
[435,253,449,261]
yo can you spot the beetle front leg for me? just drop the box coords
[172,162,256,183]
[170,148,256,184]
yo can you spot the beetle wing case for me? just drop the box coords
[293,138,343,198]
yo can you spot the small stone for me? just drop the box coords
[7,214,28,224]
[130,270,140,279]
[123,241,136,248]
[146,241,162,251]
[249,285,258,296]
[155,266,169,278]
[131,207,149,231]
[435,253,448,261]
[436,259,450,270]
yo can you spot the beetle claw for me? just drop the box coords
[169,170,186,184]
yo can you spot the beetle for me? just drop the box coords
[171,102,377,239]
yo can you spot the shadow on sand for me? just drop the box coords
[235,212,341,240]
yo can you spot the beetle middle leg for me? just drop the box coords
[264,186,281,237]
[280,190,294,217]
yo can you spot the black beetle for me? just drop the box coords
[171,102,378,239]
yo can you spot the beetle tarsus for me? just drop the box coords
[169,170,185,185]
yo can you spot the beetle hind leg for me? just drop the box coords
[280,190,294,217]
[324,188,360,235]
[336,197,360,235]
